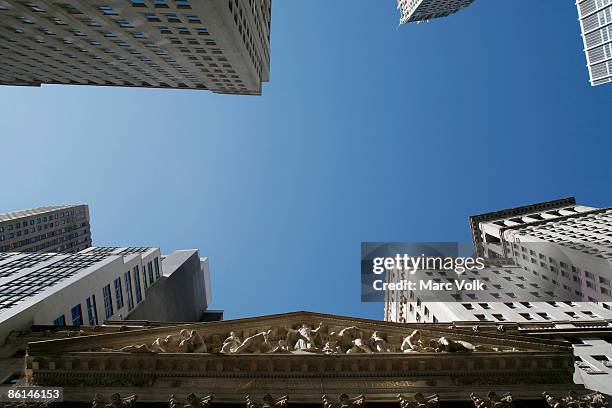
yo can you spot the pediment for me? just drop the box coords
[26,311,569,356]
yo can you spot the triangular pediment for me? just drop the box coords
[26,311,570,356]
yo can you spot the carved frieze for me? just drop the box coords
[322,394,365,408]
[398,393,440,408]
[170,393,212,408]
[543,391,608,408]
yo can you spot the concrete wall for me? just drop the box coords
[127,250,209,322]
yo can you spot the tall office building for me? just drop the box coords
[384,197,612,394]
[0,0,271,95]
[576,0,612,86]
[397,0,475,24]
[0,246,216,344]
[0,205,91,253]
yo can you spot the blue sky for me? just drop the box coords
[1,1,610,321]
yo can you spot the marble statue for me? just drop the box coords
[285,323,324,351]
[179,330,207,353]
[220,331,242,353]
[401,330,478,353]
[235,330,273,353]
[543,391,608,408]
[370,331,390,353]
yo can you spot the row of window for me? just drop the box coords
[52,258,160,327]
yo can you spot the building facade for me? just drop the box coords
[397,0,475,24]
[1,311,607,407]
[0,0,271,95]
[385,197,612,395]
[0,246,215,345]
[576,0,612,86]
[0,205,91,254]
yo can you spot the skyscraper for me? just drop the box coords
[397,0,475,24]
[0,0,271,95]
[576,0,612,86]
[0,205,91,253]
[384,197,612,395]
[0,246,215,344]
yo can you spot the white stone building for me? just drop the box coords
[0,246,215,344]
[0,205,91,253]
[0,0,271,95]
[385,197,612,395]
[397,0,475,24]
[576,0,612,86]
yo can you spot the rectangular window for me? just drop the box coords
[142,263,148,289]
[103,284,113,318]
[134,266,143,303]
[124,271,135,311]
[147,261,154,285]
[53,315,66,326]
[154,257,160,278]
[86,295,98,326]
[114,277,124,309]
[71,304,83,326]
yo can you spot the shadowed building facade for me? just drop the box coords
[0,0,271,95]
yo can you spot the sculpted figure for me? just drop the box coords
[170,393,212,408]
[398,393,440,408]
[370,331,390,352]
[151,332,184,353]
[330,326,372,353]
[323,341,340,354]
[108,344,153,353]
[470,392,514,408]
[322,394,365,408]
[246,394,288,408]
[285,323,324,351]
[430,336,477,352]
[269,339,290,353]
[179,330,207,353]
[401,330,429,352]
[221,331,242,353]
[235,330,273,353]
[92,393,137,408]
[101,329,199,353]
[543,391,608,408]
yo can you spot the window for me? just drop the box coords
[125,271,135,311]
[462,303,474,310]
[71,304,83,326]
[147,261,154,285]
[519,313,534,321]
[537,312,552,320]
[492,314,506,321]
[114,278,124,309]
[592,355,612,368]
[154,257,160,278]
[134,266,143,303]
[474,314,489,321]
[86,295,98,326]
[53,315,66,326]
[478,303,491,310]
[103,284,113,318]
